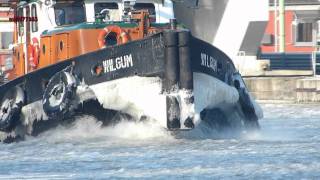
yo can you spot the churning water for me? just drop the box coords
[0,104,319,179]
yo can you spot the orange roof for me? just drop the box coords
[0,11,14,18]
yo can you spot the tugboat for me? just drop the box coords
[0,0,262,142]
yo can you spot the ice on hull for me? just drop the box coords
[0,74,260,142]
[90,76,167,127]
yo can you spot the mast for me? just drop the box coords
[279,0,285,52]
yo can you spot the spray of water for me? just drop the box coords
[22,99,276,144]
[26,114,239,144]
[32,115,174,144]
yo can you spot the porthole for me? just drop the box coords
[59,41,63,51]
[42,45,46,54]
[91,64,103,76]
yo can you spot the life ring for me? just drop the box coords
[98,25,129,48]
[29,37,40,69]
[42,71,77,119]
[0,86,25,132]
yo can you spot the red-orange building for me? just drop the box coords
[261,0,320,53]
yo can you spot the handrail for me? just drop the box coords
[311,51,317,76]
[237,51,246,73]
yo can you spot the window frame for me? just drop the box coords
[54,1,86,26]
[17,7,24,37]
[133,3,156,22]
[133,3,156,15]
[31,4,38,32]
[94,2,119,14]
[293,20,317,47]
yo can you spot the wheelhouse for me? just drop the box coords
[8,0,174,80]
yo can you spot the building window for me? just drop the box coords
[293,10,319,46]
[293,21,316,46]
[31,4,38,32]
[296,22,313,43]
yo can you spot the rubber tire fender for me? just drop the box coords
[42,71,76,119]
[0,86,25,132]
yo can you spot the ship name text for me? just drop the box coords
[102,54,133,73]
[201,53,218,72]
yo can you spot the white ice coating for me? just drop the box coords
[75,81,96,103]
[64,72,77,85]
[193,72,239,114]
[177,90,195,128]
[90,76,167,127]
[0,72,261,141]
[89,73,247,129]
[21,101,48,134]
[48,84,65,107]
[0,99,13,122]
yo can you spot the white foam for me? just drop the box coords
[37,115,173,143]
[0,130,16,142]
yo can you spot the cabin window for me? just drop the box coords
[95,3,119,13]
[94,3,120,21]
[54,1,86,26]
[133,3,156,22]
[18,8,24,36]
[31,4,38,32]
[0,32,13,50]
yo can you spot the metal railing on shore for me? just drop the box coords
[259,53,316,71]
[311,51,320,76]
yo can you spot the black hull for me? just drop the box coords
[0,31,235,101]
[0,30,260,142]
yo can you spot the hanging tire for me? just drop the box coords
[42,71,76,119]
[0,86,25,132]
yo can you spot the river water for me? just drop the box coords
[0,104,319,179]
